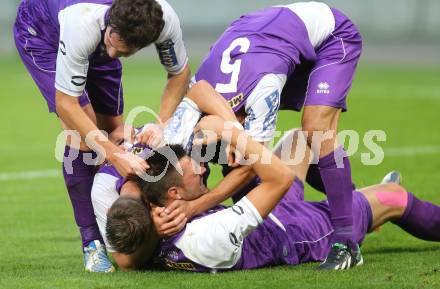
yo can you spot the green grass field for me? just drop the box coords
[0,55,439,289]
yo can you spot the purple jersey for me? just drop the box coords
[195,6,315,113]
[27,0,111,30]
[153,179,372,272]
[193,3,362,142]
[14,0,187,113]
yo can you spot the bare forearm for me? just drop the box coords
[158,65,191,123]
[55,90,119,158]
[188,80,237,122]
[192,165,253,215]
[229,128,294,217]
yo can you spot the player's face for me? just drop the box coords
[104,27,137,58]
[179,157,208,201]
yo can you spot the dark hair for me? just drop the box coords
[108,0,165,49]
[128,144,187,207]
[106,197,152,254]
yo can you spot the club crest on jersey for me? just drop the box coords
[317,82,330,94]
[228,93,244,109]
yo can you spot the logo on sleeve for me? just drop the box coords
[317,82,330,94]
[156,39,178,68]
[71,76,86,86]
[228,93,244,109]
[59,41,66,55]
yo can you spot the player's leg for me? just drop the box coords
[359,183,440,241]
[273,129,311,183]
[61,112,116,273]
[300,8,362,270]
[302,106,360,256]
[87,59,125,139]
[14,15,113,272]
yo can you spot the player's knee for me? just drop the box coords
[383,183,407,193]
[301,121,334,147]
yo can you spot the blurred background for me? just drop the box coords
[1,0,440,64]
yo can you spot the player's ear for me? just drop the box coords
[167,186,183,201]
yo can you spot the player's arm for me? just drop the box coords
[186,165,253,216]
[176,79,286,216]
[139,76,241,147]
[196,115,295,217]
[187,80,238,123]
[154,164,254,236]
[56,8,147,177]
[173,116,294,269]
[155,1,191,123]
[158,65,191,123]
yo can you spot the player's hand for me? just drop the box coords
[110,150,149,177]
[136,124,165,148]
[151,205,189,238]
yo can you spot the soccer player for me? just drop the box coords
[173,1,363,269]
[91,83,239,269]
[106,119,440,272]
[13,0,190,272]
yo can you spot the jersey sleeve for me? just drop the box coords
[174,197,263,269]
[55,4,104,96]
[163,97,202,152]
[154,0,188,75]
[243,74,287,142]
[90,173,120,253]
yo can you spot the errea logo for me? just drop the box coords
[317,82,330,94]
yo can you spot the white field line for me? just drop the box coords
[0,169,61,182]
[352,146,440,159]
[384,146,440,157]
[0,145,439,182]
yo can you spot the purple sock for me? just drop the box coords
[392,192,440,241]
[63,146,103,248]
[318,146,355,248]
